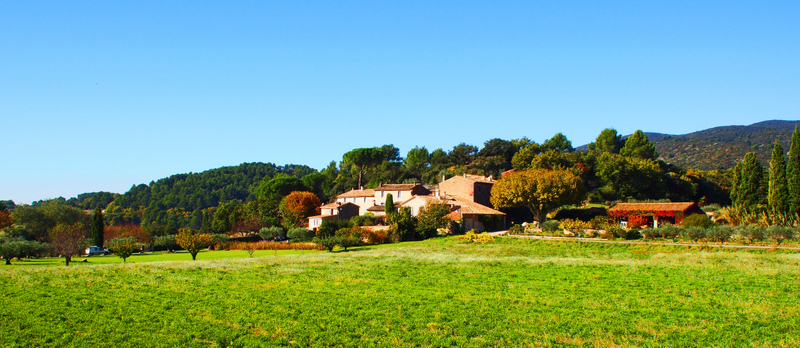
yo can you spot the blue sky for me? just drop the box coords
[2,1,799,204]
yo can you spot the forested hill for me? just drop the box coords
[104,162,316,227]
[651,120,800,170]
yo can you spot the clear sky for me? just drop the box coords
[2,1,799,204]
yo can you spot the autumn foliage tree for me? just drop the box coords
[50,222,89,266]
[490,168,586,224]
[279,191,321,227]
[176,228,213,260]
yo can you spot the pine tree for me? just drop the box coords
[385,194,394,216]
[787,126,800,216]
[91,206,104,248]
[768,141,789,215]
[619,130,657,160]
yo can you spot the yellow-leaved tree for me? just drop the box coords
[490,168,586,224]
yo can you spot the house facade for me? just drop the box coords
[309,176,505,232]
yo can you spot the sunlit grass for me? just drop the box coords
[1,237,799,347]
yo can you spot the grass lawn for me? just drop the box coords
[1,237,799,347]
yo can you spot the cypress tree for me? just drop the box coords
[738,153,766,209]
[91,206,104,248]
[385,193,394,216]
[787,126,800,216]
[768,141,789,215]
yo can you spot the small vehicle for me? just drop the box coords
[85,246,111,256]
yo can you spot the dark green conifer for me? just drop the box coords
[787,126,800,216]
[768,141,789,215]
[91,206,104,248]
[385,193,394,216]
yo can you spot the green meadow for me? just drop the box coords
[1,238,799,347]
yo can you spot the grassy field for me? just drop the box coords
[1,238,799,347]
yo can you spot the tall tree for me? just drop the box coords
[620,130,657,160]
[91,206,104,248]
[490,168,586,224]
[589,128,623,154]
[733,153,766,208]
[541,133,574,152]
[404,146,431,179]
[342,148,384,188]
[787,126,800,216]
[384,194,394,216]
[768,141,789,215]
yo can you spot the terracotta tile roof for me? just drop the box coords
[337,188,374,198]
[320,202,358,209]
[607,202,698,213]
[462,174,496,183]
[448,196,505,215]
[367,204,399,212]
[373,183,421,191]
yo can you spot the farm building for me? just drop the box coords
[607,202,706,228]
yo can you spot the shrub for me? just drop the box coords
[287,228,314,242]
[657,225,680,242]
[218,241,325,251]
[387,207,416,242]
[560,219,592,237]
[351,214,377,227]
[416,201,451,239]
[766,226,796,246]
[360,229,390,245]
[624,229,642,240]
[316,220,350,239]
[339,236,363,251]
[589,215,617,230]
[682,214,714,229]
[313,236,342,252]
[508,224,525,235]
[682,227,706,243]
[640,228,658,240]
[737,226,765,243]
[153,235,178,252]
[455,230,495,243]
[707,226,733,245]
[540,220,561,235]
[210,233,229,249]
[627,215,649,229]
[259,226,285,241]
[106,237,139,263]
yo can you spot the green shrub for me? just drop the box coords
[287,228,314,242]
[657,225,680,242]
[707,226,733,245]
[338,236,363,251]
[313,236,342,252]
[624,229,642,240]
[766,226,796,246]
[737,226,765,243]
[387,207,416,241]
[259,226,285,241]
[152,235,178,252]
[540,220,561,235]
[508,224,525,235]
[682,227,706,242]
[640,228,658,240]
[351,214,377,227]
[682,214,714,229]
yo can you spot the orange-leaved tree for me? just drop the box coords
[280,191,321,227]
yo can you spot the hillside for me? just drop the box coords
[653,120,800,170]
